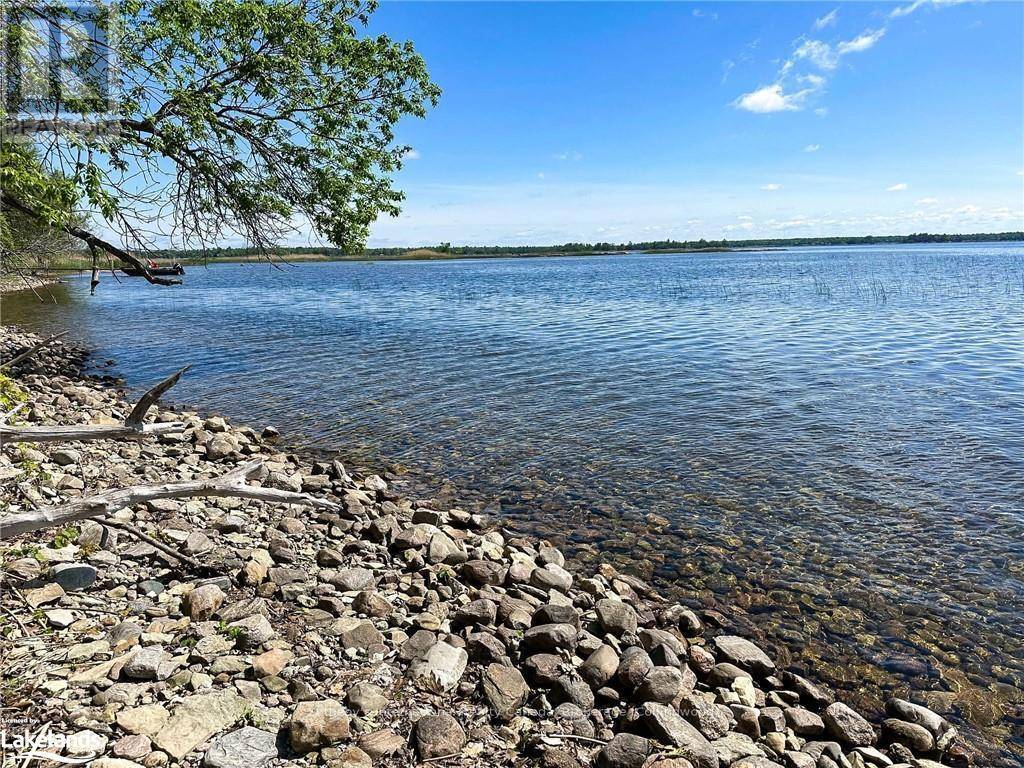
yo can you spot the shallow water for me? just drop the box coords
[4,244,1023,760]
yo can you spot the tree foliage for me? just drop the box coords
[1,0,439,283]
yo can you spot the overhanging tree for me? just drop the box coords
[0,0,439,285]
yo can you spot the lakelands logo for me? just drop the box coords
[0,727,99,766]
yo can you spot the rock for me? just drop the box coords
[123,646,173,680]
[784,707,825,737]
[635,666,683,704]
[346,682,388,715]
[203,727,279,768]
[882,718,935,752]
[531,563,573,592]
[45,608,76,628]
[24,582,64,608]
[581,645,620,689]
[290,700,351,752]
[453,598,497,628]
[152,690,250,759]
[330,567,375,592]
[116,704,170,736]
[252,648,292,678]
[885,698,948,737]
[617,646,654,692]
[353,590,393,618]
[51,562,98,591]
[358,729,405,759]
[712,636,775,676]
[823,702,876,746]
[331,617,384,650]
[462,559,506,586]
[642,703,716,768]
[414,712,467,760]
[524,653,565,687]
[227,615,275,648]
[710,732,763,764]
[331,746,373,768]
[522,623,577,653]
[782,671,833,708]
[596,599,638,636]
[597,733,651,768]
[408,642,468,693]
[481,663,529,721]
[112,735,151,760]
[185,584,225,621]
[679,693,731,740]
[91,760,146,768]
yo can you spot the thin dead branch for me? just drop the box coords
[0,460,340,537]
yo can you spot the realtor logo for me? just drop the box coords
[2,2,117,117]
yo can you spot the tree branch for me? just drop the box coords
[0,460,341,538]
[0,192,181,286]
[0,366,188,446]
[0,332,68,371]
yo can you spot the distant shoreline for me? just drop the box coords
[34,231,1024,271]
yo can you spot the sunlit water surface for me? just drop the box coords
[5,244,1023,760]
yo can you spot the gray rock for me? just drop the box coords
[530,563,573,593]
[414,712,466,760]
[882,718,935,753]
[885,698,948,738]
[481,663,529,721]
[153,690,250,759]
[679,692,731,740]
[330,568,375,592]
[616,646,654,691]
[408,642,468,693]
[784,707,825,737]
[823,702,876,746]
[203,727,279,768]
[123,646,172,680]
[522,623,578,653]
[642,702,716,768]
[713,635,775,676]
[596,733,651,768]
[453,599,497,628]
[595,599,638,636]
[462,559,507,586]
[551,673,595,711]
[346,682,388,715]
[227,615,275,648]
[634,666,683,704]
[51,563,97,591]
[580,645,619,689]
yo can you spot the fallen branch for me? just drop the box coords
[0,460,340,538]
[102,519,203,569]
[0,332,68,372]
[0,366,189,446]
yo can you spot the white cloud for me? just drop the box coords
[890,0,972,20]
[886,183,908,192]
[837,28,886,56]
[814,8,839,30]
[804,144,821,152]
[536,172,545,179]
[403,148,421,160]
[954,203,980,214]
[692,8,719,21]
[553,150,583,162]
[916,197,939,204]
[792,39,838,70]
[761,183,783,191]
[734,84,806,113]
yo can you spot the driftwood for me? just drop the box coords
[0,332,68,371]
[0,366,189,446]
[0,460,341,538]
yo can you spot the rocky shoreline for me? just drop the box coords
[0,325,971,768]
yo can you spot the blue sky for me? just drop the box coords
[356,0,1023,247]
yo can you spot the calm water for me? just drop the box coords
[4,244,1024,759]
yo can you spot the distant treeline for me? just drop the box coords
[157,231,1024,261]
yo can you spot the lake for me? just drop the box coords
[4,243,1023,760]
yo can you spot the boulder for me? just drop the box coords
[289,700,351,753]
[408,642,468,693]
[481,663,529,721]
[642,703,716,768]
[414,712,466,760]
[823,702,876,746]
[712,636,775,676]
[152,690,250,759]
[203,727,279,768]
